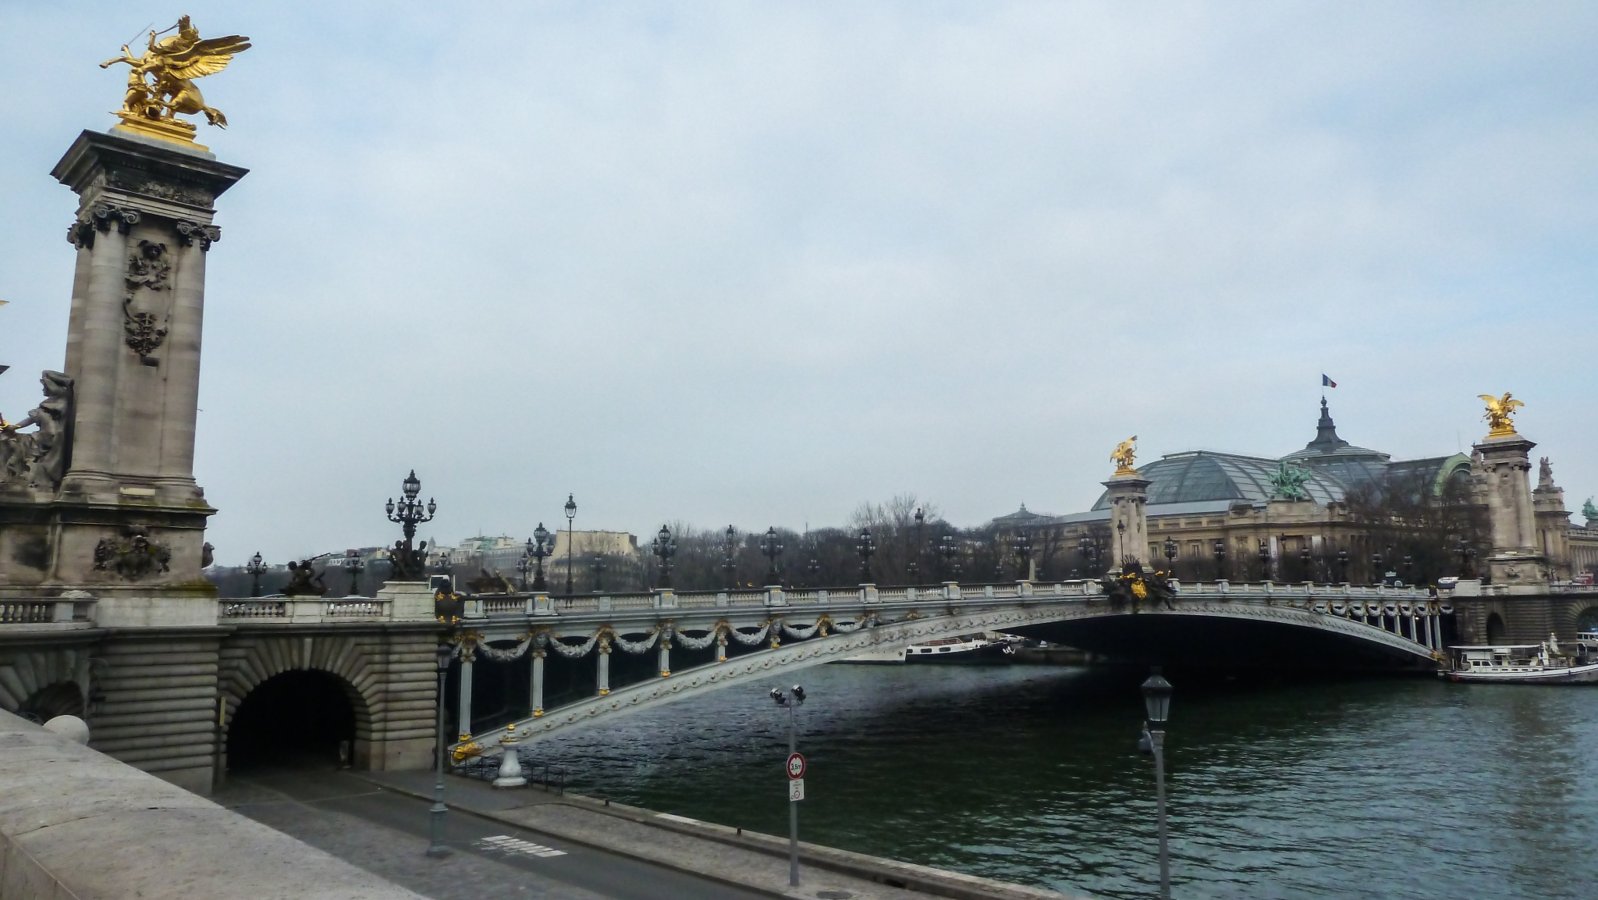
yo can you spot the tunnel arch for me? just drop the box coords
[219,635,381,771]
[226,669,365,770]
[1485,613,1507,644]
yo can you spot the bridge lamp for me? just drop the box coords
[563,494,577,596]
[653,525,677,588]
[1258,540,1271,580]
[1140,671,1174,900]
[427,640,454,858]
[1117,521,1127,565]
[1163,538,1177,573]
[245,551,266,598]
[761,527,784,585]
[1212,540,1226,580]
[344,549,364,597]
[1299,545,1311,582]
[908,506,924,580]
[1014,531,1033,581]
[1337,548,1349,583]
[723,525,738,588]
[856,527,876,583]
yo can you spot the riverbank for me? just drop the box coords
[360,768,1079,900]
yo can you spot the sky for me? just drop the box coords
[3,2,1595,565]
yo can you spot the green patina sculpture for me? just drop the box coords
[1584,497,1597,524]
[1269,461,1312,501]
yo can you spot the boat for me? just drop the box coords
[1440,636,1598,684]
[835,644,908,665]
[902,632,1020,664]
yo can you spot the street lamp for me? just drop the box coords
[344,549,364,597]
[589,554,606,592]
[385,469,437,581]
[1299,545,1312,583]
[1163,538,1177,575]
[856,527,876,583]
[770,684,807,887]
[806,554,821,586]
[1371,549,1384,585]
[245,551,265,598]
[1402,553,1413,585]
[1140,670,1174,900]
[516,552,532,591]
[652,525,677,588]
[723,525,738,589]
[563,494,577,596]
[939,533,960,580]
[1116,520,1127,567]
[908,506,924,582]
[1079,535,1100,578]
[528,524,553,591]
[427,638,454,858]
[1212,540,1227,581]
[1258,539,1271,581]
[1336,547,1350,583]
[1014,531,1033,581]
[761,527,784,585]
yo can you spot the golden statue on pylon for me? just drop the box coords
[100,16,250,150]
[1479,392,1524,438]
[1111,435,1138,476]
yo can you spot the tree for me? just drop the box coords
[1342,468,1488,585]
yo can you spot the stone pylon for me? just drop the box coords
[1532,458,1572,581]
[0,131,245,615]
[1101,473,1151,571]
[1473,431,1548,585]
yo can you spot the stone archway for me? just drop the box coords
[0,648,92,723]
[1486,612,1507,644]
[226,669,364,771]
[16,681,86,723]
[1576,606,1598,632]
[219,634,383,772]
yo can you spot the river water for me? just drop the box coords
[526,664,1598,898]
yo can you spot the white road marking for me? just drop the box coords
[476,834,567,859]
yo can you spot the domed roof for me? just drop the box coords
[1092,451,1348,509]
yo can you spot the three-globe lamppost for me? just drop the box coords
[564,493,577,596]
[527,524,553,591]
[344,549,364,597]
[1141,671,1174,900]
[723,525,738,588]
[856,527,875,583]
[1012,530,1032,581]
[1164,538,1178,576]
[653,525,677,588]
[761,527,784,585]
[590,555,606,592]
[908,506,924,582]
[1212,540,1226,581]
[245,551,266,597]
[770,684,806,887]
[940,534,959,580]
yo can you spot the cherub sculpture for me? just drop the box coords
[1478,392,1524,437]
[1111,436,1138,475]
[100,16,250,131]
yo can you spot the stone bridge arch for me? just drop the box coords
[0,646,91,723]
[219,633,383,771]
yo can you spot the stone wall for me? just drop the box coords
[0,709,422,899]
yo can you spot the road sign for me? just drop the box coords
[789,778,805,802]
[786,752,806,780]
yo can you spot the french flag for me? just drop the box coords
[1321,374,1337,389]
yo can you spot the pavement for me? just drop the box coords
[352,766,1078,900]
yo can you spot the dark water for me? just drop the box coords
[528,665,1598,898]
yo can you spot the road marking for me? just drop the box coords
[476,834,567,859]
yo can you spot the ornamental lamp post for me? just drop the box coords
[908,506,925,581]
[1258,539,1271,581]
[1116,520,1127,568]
[856,527,876,583]
[652,525,677,588]
[385,469,437,580]
[529,524,552,591]
[1163,538,1177,574]
[1140,670,1174,900]
[1371,549,1384,585]
[1014,530,1033,581]
[770,684,807,887]
[563,494,577,596]
[761,527,784,585]
[939,533,960,580]
[344,549,364,597]
[1336,547,1349,583]
[1299,545,1312,583]
[246,551,265,598]
[589,554,606,592]
[1212,540,1227,581]
[806,554,821,586]
[516,553,532,591]
[427,638,453,858]
[1402,553,1413,585]
[723,525,738,589]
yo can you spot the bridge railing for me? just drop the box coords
[0,597,96,627]
[218,597,392,622]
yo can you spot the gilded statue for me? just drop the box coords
[1478,392,1524,437]
[1111,435,1138,475]
[100,16,250,145]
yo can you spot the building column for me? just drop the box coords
[596,638,611,696]
[657,636,671,678]
[1101,473,1152,571]
[456,643,475,740]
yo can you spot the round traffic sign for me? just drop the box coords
[786,752,806,780]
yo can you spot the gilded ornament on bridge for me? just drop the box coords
[100,16,251,150]
[1110,435,1138,476]
[1478,392,1523,438]
[1100,561,1175,611]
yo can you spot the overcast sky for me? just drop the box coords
[3,2,1595,565]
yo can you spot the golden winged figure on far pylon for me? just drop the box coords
[1478,392,1523,437]
[1111,435,1138,475]
[101,16,250,141]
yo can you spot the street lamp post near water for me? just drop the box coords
[563,494,577,596]
[771,684,806,887]
[427,637,454,857]
[245,551,265,597]
[1141,671,1174,900]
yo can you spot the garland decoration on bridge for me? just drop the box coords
[1100,561,1177,612]
[609,627,662,655]
[543,630,604,659]
[727,622,773,646]
[673,622,727,651]
[474,632,535,662]
[778,618,826,640]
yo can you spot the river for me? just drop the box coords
[525,664,1598,898]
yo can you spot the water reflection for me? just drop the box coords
[528,665,1598,898]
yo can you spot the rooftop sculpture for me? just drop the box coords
[1111,435,1138,476]
[1478,392,1523,438]
[100,16,250,148]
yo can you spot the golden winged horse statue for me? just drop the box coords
[1478,392,1524,437]
[101,16,250,141]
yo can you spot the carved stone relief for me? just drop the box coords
[93,525,173,581]
[123,239,172,362]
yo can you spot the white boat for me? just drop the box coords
[836,644,908,665]
[1441,636,1598,684]
[903,632,1019,664]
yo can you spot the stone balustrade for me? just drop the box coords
[0,595,96,627]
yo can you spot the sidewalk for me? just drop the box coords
[360,769,1080,900]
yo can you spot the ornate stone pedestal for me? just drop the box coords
[1473,433,1547,586]
[1101,474,1152,571]
[0,131,246,613]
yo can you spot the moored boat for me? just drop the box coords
[1440,637,1598,684]
[902,632,1020,664]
